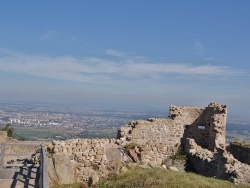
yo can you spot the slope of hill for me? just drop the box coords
[52,167,250,188]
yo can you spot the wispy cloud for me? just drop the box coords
[38,30,75,42]
[105,49,126,57]
[0,49,245,85]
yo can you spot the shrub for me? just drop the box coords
[170,147,187,160]
[123,143,138,153]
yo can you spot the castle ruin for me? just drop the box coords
[1,102,250,186]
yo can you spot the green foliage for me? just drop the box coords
[1,123,15,137]
[171,147,187,160]
[1,124,26,140]
[124,143,138,151]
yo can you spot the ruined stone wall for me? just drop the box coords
[118,102,227,154]
[185,138,250,185]
[45,102,227,186]
[182,103,227,151]
[47,138,130,185]
[229,142,250,165]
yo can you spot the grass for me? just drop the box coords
[95,167,250,188]
[232,139,250,148]
[51,167,250,188]
[13,126,61,138]
[79,128,117,139]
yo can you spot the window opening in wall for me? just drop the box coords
[197,125,205,130]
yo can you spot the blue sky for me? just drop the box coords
[0,1,250,116]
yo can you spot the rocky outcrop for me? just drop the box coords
[185,138,250,185]
[228,142,250,165]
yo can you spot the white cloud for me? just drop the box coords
[0,49,245,85]
[105,49,126,57]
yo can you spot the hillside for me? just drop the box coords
[52,167,250,188]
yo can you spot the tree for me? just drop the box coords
[1,124,26,140]
[1,123,15,137]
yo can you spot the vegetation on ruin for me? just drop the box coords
[51,167,250,188]
[47,147,56,156]
[123,142,138,151]
[232,139,250,148]
[170,147,187,161]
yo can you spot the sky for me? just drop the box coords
[0,1,250,116]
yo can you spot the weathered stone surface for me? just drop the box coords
[89,173,99,185]
[229,142,250,165]
[186,138,250,185]
[168,166,178,171]
[127,149,138,162]
[47,154,76,185]
[104,145,122,161]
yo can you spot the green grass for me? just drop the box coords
[51,167,250,188]
[0,125,67,139]
[95,167,250,188]
[13,126,61,138]
[79,128,117,139]
[232,139,250,148]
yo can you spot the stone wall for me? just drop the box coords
[46,102,228,186]
[185,138,250,185]
[47,138,131,185]
[229,142,250,165]
[118,102,227,153]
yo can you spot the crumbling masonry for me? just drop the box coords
[118,102,227,153]
[2,102,250,186]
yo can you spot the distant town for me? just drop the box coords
[0,102,166,140]
[1,102,250,142]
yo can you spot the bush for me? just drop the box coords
[1,124,26,140]
[170,147,187,160]
[124,143,138,152]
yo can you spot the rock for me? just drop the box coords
[120,166,128,173]
[89,173,99,185]
[168,166,178,171]
[127,149,138,162]
[47,153,76,186]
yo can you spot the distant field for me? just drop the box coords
[0,125,69,139]
[78,128,117,139]
[0,125,118,140]
[13,126,61,138]
[1,123,250,141]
